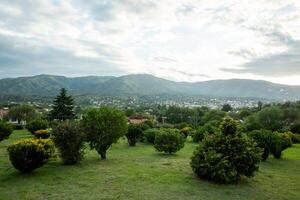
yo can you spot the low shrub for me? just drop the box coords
[34,129,50,139]
[154,129,185,154]
[144,129,161,144]
[287,132,300,143]
[26,119,48,135]
[126,124,143,146]
[191,118,260,183]
[0,121,13,142]
[272,132,292,159]
[180,127,193,138]
[7,139,54,173]
[52,121,85,165]
[191,124,216,143]
[12,124,23,130]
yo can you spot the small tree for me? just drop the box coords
[0,120,13,142]
[191,118,260,183]
[26,119,48,135]
[8,104,38,124]
[126,124,143,146]
[52,121,85,165]
[49,88,75,121]
[154,129,185,154]
[82,107,127,159]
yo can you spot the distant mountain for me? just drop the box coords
[0,74,299,100]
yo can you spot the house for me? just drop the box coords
[128,115,148,124]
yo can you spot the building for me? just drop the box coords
[128,115,148,124]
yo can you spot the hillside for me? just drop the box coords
[0,74,299,100]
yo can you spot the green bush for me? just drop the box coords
[180,127,193,138]
[154,129,185,154]
[248,129,281,161]
[26,119,48,135]
[7,139,55,173]
[191,124,216,143]
[11,124,23,130]
[126,124,143,146]
[272,132,292,159]
[52,121,85,165]
[287,132,300,143]
[34,129,50,139]
[144,129,161,144]
[0,121,13,142]
[191,118,260,183]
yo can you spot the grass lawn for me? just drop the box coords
[0,130,300,200]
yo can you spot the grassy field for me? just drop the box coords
[0,130,300,200]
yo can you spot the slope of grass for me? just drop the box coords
[0,130,299,200]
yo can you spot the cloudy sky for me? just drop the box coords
[0,0,300,85]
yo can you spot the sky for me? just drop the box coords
[0,0,300,85]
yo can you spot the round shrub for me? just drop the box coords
[192,124,216,143]
[7,139,55,173]
[34,129,50,139]
[26,119,48,135]
[191,118,260,183]
[287,132,300,143]
[154,129,185,154]
[248,129,281,161]
[0,121,13,142]
[144,129,161,144]
[272,132,292,159]
[52,121,85,165]
[180,127,193,138]
[11,124,23,130]
[126,124,143,146]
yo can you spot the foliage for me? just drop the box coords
[201,109,226,126]
[126,124,143,146]
[191,118,260,183]
[52,121,85,165]
[272,132,292,159]
[180,127,193,138]
[82,107,127,159]
[0,120,13,142]
[11,124,23,130]
[26,119,48,135]
[154,129,185,154]
[287,132,300,143]
[222,104,233,112]
[8,104,38,124]
[191,124,216,143]
[144,129,161,144]
[49,88,75,121]
[34,129,50,139]
[7,139,54,173]
[290,122,300,134]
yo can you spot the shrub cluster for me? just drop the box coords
[7,139,55,173]
[34,129,50,139]
[191,118,260,183]
[26,119,48,135]
[126,124,143,146]
[154,129,185,154]
[144,129,161,144]
[0,121,13,142]
[52,121,85,165]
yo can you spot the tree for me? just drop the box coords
[8,104,38,124]
[222,104,233,112]
[0,120,13,142]
[50,88,75,121]
[82,107,127,159]
[126,124,143,146]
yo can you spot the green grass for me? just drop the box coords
[1,130,300,200]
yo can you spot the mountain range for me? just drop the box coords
[0,74,299,100]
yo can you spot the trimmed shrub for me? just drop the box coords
[126,124,143,146]
[287,132,300,143]
[34,130,50,139]
[154,129,185,154]
[26,119,48,135]
[191,118,260,183]
[7,139,54,173]
[144,129,161,144]
[12,124,23,130]
[272,132,292,159]
[52,121,85,165]
[180,127,193,138]
[0,121,13,142]
[191,124,216,143]
[248,129,281,161]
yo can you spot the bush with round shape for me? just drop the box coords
[12,124,23,130]
[191,118,260,183]
[82,107,127,159]
[272,132,292,159]
[126,124,143,146]
[52,121,85,165]
[180,127,193,138]
[287,131,300,143]
[144,129,161,144]
[7,139,54,173]
[154,129,185,154]
[34,129,50,139]
[26,119,48,135]
[192,124,216,143]
[248,129,281,161]
[0,121,13,142]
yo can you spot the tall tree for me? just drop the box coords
[50,88,75,120]
[8,104,38,124]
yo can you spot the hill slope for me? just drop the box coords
[0,74,299,100]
